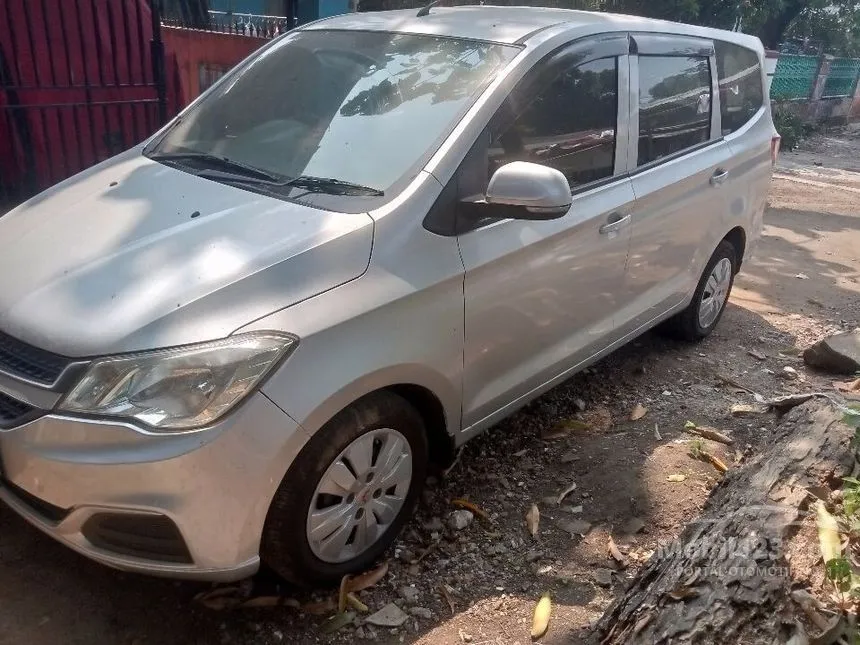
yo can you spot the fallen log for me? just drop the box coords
[594,401,856,644]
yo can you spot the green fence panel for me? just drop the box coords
[822,58,860,98]
[770,54,820,100]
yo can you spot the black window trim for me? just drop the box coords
[630,33,715,58]
[628,137,724,177]
[714,39,766,138]
[629,37,722,172]
[422,32,632,236]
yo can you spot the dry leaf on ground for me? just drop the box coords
[608,536,626,567]
[730,403,768,417]
[556,481,577,505]
[526,504,540,538]
[194,587,244,611]
[338,575,350,613]
[834,378,860,392]
[815,501,841,563]
[531,593,552,640]
[302,598,338,615]
[452,498,490,522]
[320,612,356,635]
[582,406,613,432]
[345,593,368,613]
[345,561,389,593]
[541,418,592,440]
[240,596,300,609]
[439,584,456,615]
[630,404,648,421]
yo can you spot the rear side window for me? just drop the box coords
[638,56,712,166]
[489,57,618,189]
[715,41,764,135]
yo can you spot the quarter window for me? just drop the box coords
[489,57,618,190]
[715,41,764,135]
[638,56,712,166]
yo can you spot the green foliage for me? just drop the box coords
[604,0,700,23]
[364,0,860,56]
[843,477,860,519]
[826,557,853,592]
[771,109,807,150]
[603,0,860,55]
[783,0,860,56]
[845,404,860,449]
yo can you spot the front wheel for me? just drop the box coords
[660,240,737,341]
[261,391,428,585]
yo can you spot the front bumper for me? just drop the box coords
[0,393,309,581]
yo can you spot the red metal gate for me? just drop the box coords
[0,0,168,208]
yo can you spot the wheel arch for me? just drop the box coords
[269,364,459,473]
[722,226,747,273]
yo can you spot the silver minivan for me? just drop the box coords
[0,6,775,585]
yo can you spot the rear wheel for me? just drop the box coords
[261,391,427,585]
[660,240,737,341]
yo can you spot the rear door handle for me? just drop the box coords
[599,213,631,235]
[710,168,729,186]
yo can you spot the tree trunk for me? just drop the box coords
[593,401,856,645]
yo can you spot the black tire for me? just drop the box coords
[659,240,738,342]
[261,391,428,586]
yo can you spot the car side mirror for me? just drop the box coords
[482,161,572,220]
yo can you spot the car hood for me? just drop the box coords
[0,151,374,357]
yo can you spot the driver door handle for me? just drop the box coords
[710,168,730,186]
[599,212,631,235]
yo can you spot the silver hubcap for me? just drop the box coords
[307,428,413,563]
[698,257,733,328]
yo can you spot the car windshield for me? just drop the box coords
[146,30,517,203]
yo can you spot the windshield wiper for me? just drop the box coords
[148,151,286,184]
[151,152,384,197]
[285,175,384,197]
[194,171,384,197]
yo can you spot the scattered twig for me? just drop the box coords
[715,371,757,394]
[410,541,438,565]
[684,421,733,445]
[442,447,465,478]
[688,439,728,473]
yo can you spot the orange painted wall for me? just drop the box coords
[163,26,267,108]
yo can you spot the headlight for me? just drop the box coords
[59,332,295,430]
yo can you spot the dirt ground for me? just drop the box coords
[2,128,860,645]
